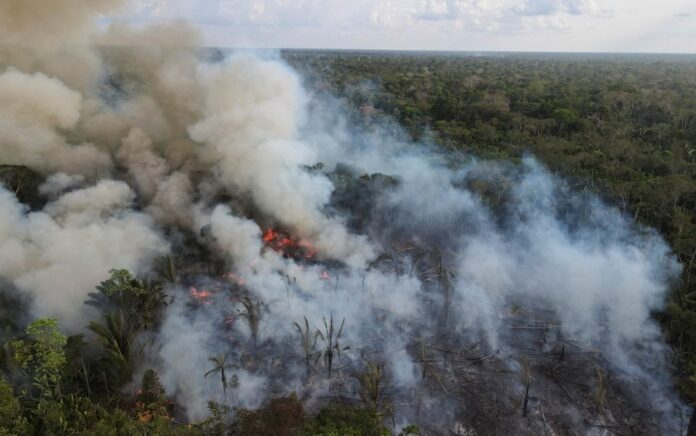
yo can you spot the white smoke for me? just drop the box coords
[189,55,376,267]
[0,182,168,329]
[0,0,127,92]
[0,69,112,175]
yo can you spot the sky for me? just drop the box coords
[119,0,696,53]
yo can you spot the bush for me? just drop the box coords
[304,403,390,436]
[0,378,29,434]
[234,394,305,436]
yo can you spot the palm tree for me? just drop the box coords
[136,279,168,331]
[359,361,385,410]
[238,297,262,348]
[359,361,395,428]
[88,311,138,387]
[86,269,168,331]
[153,255,179,284]
[293,316,320,378]
[205,353,238,403]
[317,315,349,379]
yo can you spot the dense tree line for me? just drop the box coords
[284,50,696,404]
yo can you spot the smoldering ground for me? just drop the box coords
[0,1,689,433]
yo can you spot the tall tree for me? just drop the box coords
[0,377,28,433]
[12,318,67,399]
[293,316,320,378]
[238,297,262,348]
[86,269,168,332]
[205,354,238,403]
[317,315,349,379]
[88,312,138,388]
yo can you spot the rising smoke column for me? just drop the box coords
[0,0,378,328]
[0,69,112,175]
[189,55,376,267]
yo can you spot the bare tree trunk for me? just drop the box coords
[523,384,530,417]
[83,362,91,397]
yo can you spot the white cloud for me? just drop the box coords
[515,0,561,16]
[371,2,417,28]
[514,0,599,16]
[564,0,599,15]
[417,0,456,21]
[119,0,696,53]
[218,1,326,27]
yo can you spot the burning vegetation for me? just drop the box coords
[262,227,318,260]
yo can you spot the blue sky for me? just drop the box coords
[120,0,696,53]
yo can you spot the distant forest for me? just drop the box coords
[283,51,696,404]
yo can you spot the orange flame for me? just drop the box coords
[262,227,318,259]
[189,286,213,303]
[298,240,317,258]
[263,228,278,243]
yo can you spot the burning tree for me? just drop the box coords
[262,227,317,259]
[135,369,170,423]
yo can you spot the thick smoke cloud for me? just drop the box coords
[0,69,112,175]
[190,56,375,267]
[0,182,168,330]
[0,0,127,92]
[0,0,688,432]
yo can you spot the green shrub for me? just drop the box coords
[304,403,390,436]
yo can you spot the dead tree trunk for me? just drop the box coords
[523,383,530,417]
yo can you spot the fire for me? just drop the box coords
[189,286,213,303]
[262,228,278,243]
[223,272,246,286]
[262,227,318,259]
[137,407,154,423]
[298,240,318,258]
